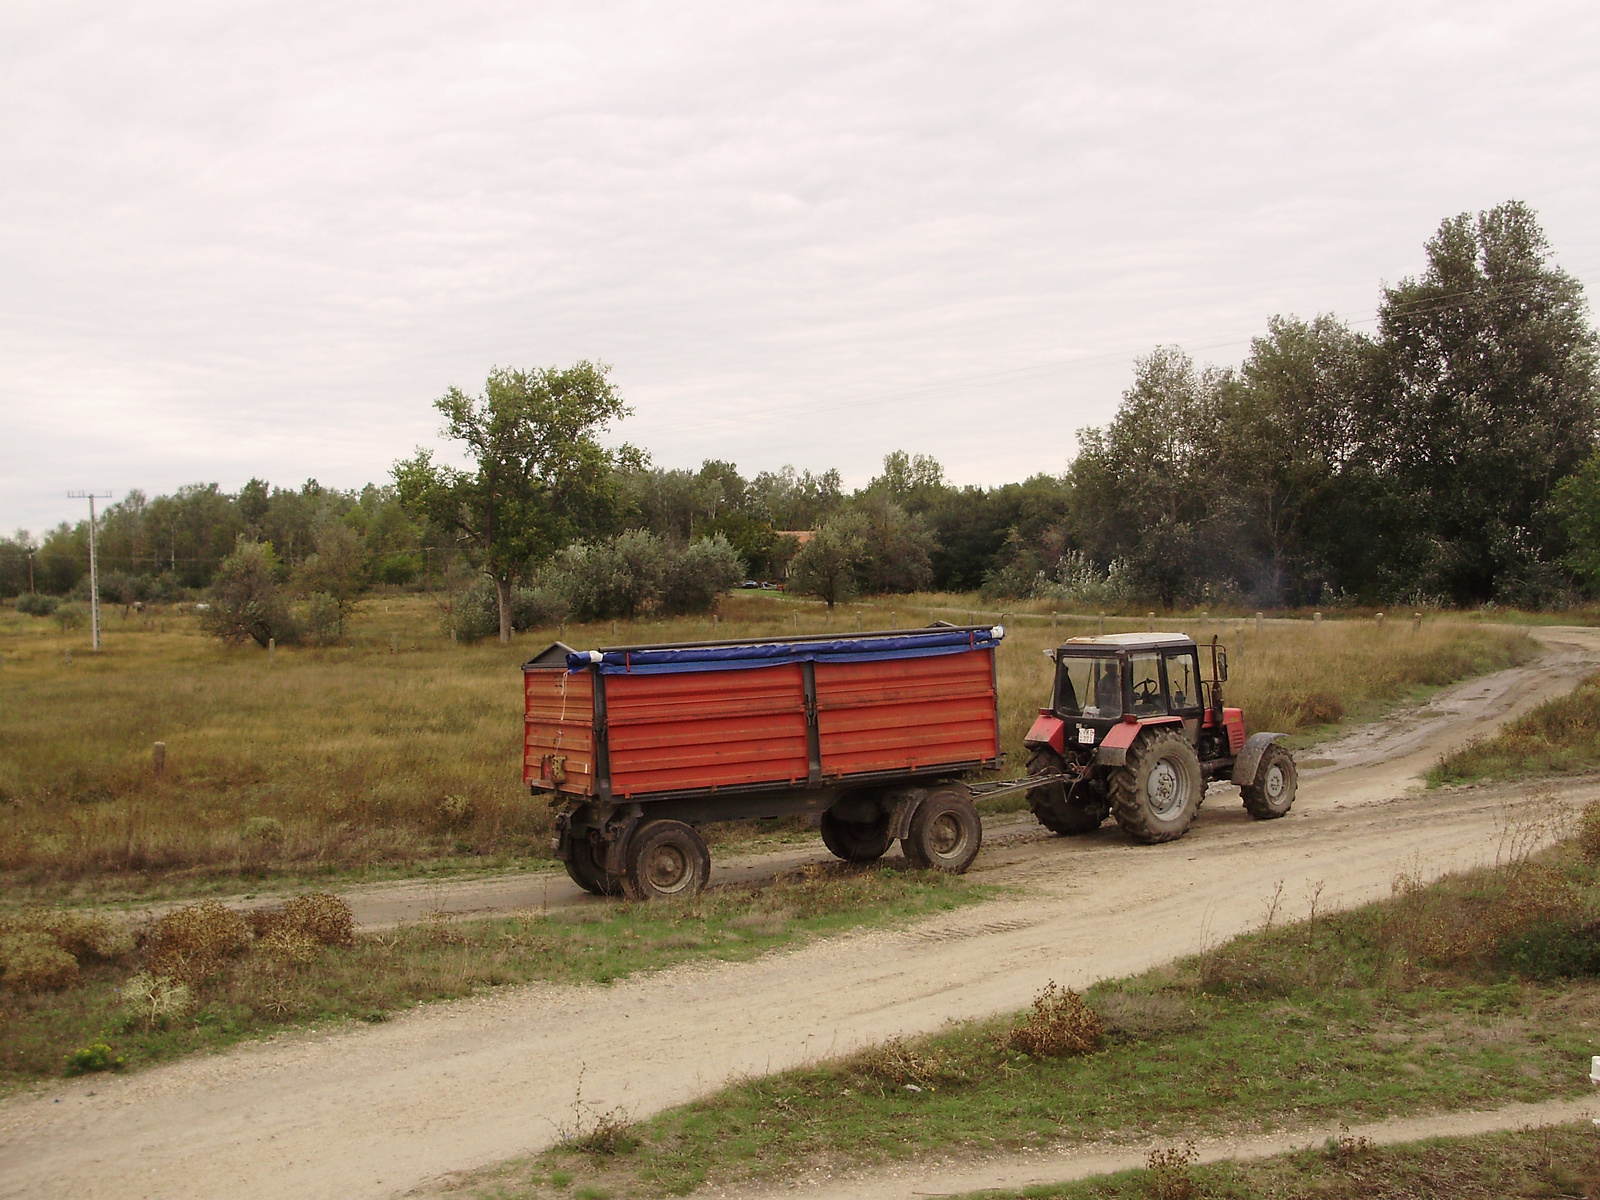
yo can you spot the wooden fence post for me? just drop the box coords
[153,742,166,778]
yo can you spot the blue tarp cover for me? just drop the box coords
[567,628,1002,675]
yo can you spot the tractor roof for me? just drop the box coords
[1060,632,1195,651]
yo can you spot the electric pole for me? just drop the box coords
[67,491,114,651]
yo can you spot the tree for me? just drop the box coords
[855,496,936,593]
[293,523,368,641]
[394,363,630,642]
[789,514,868,608]
[201,541,294,648]
[1369,201,1599,604]
[1553,452,1600,592]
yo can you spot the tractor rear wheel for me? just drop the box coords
[1110,729,1203,844]
[1026,749,1109,836]
[820,809,895,862]
[564,832,622,896]
[902,786,982,873]
[1241,744,1297,820]
[622,820,711,901]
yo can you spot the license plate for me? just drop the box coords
[1078,726,1096,745]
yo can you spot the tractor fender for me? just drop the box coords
[1025,712,1066,754]
[1095,717,1182,767]
[1232,733,1287,786]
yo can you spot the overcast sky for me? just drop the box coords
[3,1,1597,535]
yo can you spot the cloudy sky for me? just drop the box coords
[3,1,1597,534]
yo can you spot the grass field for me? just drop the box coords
[0,863,989,1086]
[466,830,1600,1199]
[1433,669,1600,785]
[0,592,1533,896]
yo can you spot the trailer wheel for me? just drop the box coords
[1109,729,1203,844]
[1241,744,1297,820]
[622,820,711,901]
[902,786,982,873]
[564,833,622,897]
[820,810,895,862]
[1026,749,1109,836]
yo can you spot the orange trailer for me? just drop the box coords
[524,625,1004,900]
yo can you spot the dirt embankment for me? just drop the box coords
[3,626,1599,1200]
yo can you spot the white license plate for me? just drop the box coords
[1078,726,1096,745]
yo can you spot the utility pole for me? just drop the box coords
[67,491,113,651]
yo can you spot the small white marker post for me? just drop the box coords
[1590,1055,1599,1124]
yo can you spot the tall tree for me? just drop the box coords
[393,363,630,642]
[1370,201,1599,603]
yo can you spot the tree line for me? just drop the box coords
[4,201,1598,636]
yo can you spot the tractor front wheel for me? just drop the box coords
[1110,729,1204,844]
[1026,749,1109,836]
[1241,744,1297,819]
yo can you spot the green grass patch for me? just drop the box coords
[972,1122,1600,1199]
[0,864,990,1087]
[1432,670,1600,784]
[465,838,1600,1199]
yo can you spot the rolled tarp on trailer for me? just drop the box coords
[565,626,1004,675]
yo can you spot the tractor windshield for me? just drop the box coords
[1058,656,1123,718]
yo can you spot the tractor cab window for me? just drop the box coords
[1129,654,1164,715]
[1164,651,1200,711]
[1057,656,1122,718]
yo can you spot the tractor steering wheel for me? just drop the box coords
[1133,679,1161,706]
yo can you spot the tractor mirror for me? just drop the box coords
[1217,650,1229,681]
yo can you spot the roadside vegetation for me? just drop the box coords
[956,1123,1600,1200]
[0,863,987,1086]
[0,593,1530,897]
[464,810,1600,1199]
[1433,669,1600,785]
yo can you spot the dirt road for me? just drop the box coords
[3,626,1598,1200]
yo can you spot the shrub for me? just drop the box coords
[15,592,59,617]
[302,592,344,646]
[241,816,285,844]
[144,900,250,984]
[1146,1142,1199,1200]
[258,927,321,966]
[1007,981,1103,1056]
[0,908,135,961]
[663,535,745,615]
[1,931,80,991]
[65,1043,124,1074]
[851,1036,962,1090]
[201,540,297,649]
[121,972,195,1027]
[54,602,88,631]
[249,892,355,948]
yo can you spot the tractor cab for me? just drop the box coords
[1047,633,1212,726]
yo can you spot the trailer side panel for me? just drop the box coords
[605,663,810,797]
[814,648,998,777]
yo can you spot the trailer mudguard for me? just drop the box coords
[1232,732,1286,785]
[1025,712,1066,753]
[1094,717,1182,767]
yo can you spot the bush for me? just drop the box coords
[0,931,80,992]
[0,909,134,962]
[144,900,250,984]
[120,972,195,1027]
[54,601,88,631]
[15,592,59,616]
[302,592,344,646]
[278,893,355,946]
[241,815,285,844]
[65,1042,124,1074]
[447,575,570,643]
[201,540,297,649]
[1007,981,1103,1056]
[663,535,745,614]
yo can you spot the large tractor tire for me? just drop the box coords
[820,808,895,862]
[564,832,623,896]
[1241,744,1298,820]
[1026,749,1109,836]
[902,785,982,873]
[1109,729,1205,844]
[622,819,711,901]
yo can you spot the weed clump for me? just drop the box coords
[0,931,80,992]
[1145,1141,1198,1200]
[851,1035,963,1091]
[120,971,195,1027]
[64,1043,124,1074]
[1008,981,1103,1057]
[145,900,250,984]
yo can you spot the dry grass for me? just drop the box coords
[1433,669,1600,784]
[1007,981,1104,1057]
[0,594,1532,894]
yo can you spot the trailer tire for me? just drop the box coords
[820,809,895,862]
[1026,749,1108,836]
[1241,744,1297,820]
[1109,729,1203,844]
[622,820,711,901]
[564,834,622,897]
[902,786,982,873]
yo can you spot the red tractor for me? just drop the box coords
[1022,632,1296,843]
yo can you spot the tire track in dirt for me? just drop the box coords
[3,627,1598,1200]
